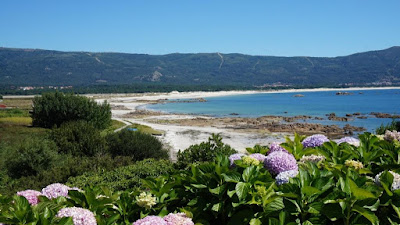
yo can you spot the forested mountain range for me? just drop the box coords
[1,46,400,87]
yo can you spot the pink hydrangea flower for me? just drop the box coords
[133,215,166,225]
[42,183,79,199]
[17,189,42,205]
[57,207,97,225]
[163,213,194,225]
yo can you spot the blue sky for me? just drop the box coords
[0,1,399,57]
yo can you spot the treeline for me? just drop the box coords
[1,83,396,95]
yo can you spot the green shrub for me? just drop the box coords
[67,159,174,191]
[3,137,59,179]
[376,120,400,134]
[31,92,111,129]
[106,129,169,160]
[50,120,107,156]
[176,133,237,168]
[2,154,133,195]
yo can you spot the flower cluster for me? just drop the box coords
[384,130,400,142]
[299,155,326,164]
[268,142,288,155]
[133,213,194,225]
[275,170,299,185]
[264,151,298,175]
[249,153,267,162]
[57,207,97,225]
[42,183,79,199]
[16,190,42,205]
[375,171,400,191]
[228,153,245,167]
[302,134,329,148]
[242,156,261,166]
[345,160,364,170]
[336,137,360,147]
[136,192,157,209]
[164,213,194,225]
[133,216,166,225]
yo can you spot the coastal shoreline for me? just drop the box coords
[96,86,400,156]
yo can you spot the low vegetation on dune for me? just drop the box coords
[2,92,400,224]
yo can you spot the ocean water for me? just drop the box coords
[146,89,400,132]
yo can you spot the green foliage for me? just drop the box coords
[67,159,174,191]
[176,134,237,169]
[106,129,169,161]
[376,120,400,134]
[246,144,269,155]
[50,120,107,156]
[31,92,111,129]
[3,137,59,179]
[2,155,133,196]
[4,132,400,224]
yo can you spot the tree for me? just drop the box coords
[31,92,111,129]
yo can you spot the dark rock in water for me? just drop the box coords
[284,111,288,114]
[346,114,352,117]
[336,92,354,95]
[370,112,400,118]
[353,112,361,116]
[359,92,363,94]
[230,113,239,116]
[314,117,324,120]
[293,94,304,97]
[357,116,367,119]
[327,112,351,121]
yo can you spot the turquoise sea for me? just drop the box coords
[146,89,400,133]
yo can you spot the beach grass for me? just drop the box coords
[100,119,127,136]
[0,117,47,144]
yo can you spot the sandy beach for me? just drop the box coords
[95,86,400,157]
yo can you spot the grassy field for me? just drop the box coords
[127,123,164,135]
[1,98,33,110]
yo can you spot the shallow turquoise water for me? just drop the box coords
[146,89,400,132]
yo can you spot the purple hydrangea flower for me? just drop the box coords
[57,207,97,225]
[336,137,360,147]
[302,134,329,148]
[249,153,267,162]
[264,151,298,175]
[17,190,42,205]
[164,213,194,225]
[268,142,288,155]
[133,216,166,225]
[228,153,245,167]
[42,183,77,199]
[275,169,299,185]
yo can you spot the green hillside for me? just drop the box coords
[1,46,400,87]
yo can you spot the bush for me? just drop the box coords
[4,137,59,179]
[31,92,111,129]
[176,134,237,168]
[106,129,169,160]
[376,120,400,134]
[2,155,133,195]
[67,159,174,191]
[50,120,107,156]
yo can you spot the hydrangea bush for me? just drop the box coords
[3,132,400,225]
